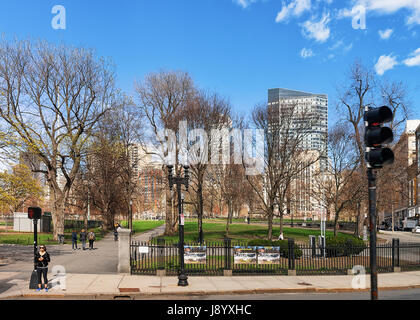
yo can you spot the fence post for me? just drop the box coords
[288,238,296,276]
[224,237,232,276]
[310,236,316,258]
[393,238,401,272]
[117,228,131,274]
[156,238,166,277]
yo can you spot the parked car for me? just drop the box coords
[412,226,420,234]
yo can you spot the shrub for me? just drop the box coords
[325,236,366,257]
[246,239,302,258]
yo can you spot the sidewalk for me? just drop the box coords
[3,271,420,299]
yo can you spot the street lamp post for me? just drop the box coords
[28,207,42,289]
[167,164,189,287]
[129,199,133,232]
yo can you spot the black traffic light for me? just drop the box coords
[28,207,42,220]
[364,106,394,169]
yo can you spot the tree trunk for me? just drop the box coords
[103,209,114,231]
[333,211,339,237]
[267,203,274,240]
[356,202,364,237]
[51,196,66,241]
[225,200,233,237]
[83,209,88,231]
[279,209,284,236]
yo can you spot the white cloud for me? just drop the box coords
[374,54,398,75]
[344,43,353,52]
[403,48,420,66]
[379,28,393,39]
[275,0,312,23]
[301,13,331,42]
[329,40,343,50]
[300,48,315,58]
[346,0,420,25]
[234,0,258,9]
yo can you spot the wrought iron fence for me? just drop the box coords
[130,238,420,276]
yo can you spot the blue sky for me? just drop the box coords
[0,0,419,124]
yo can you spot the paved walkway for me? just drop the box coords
[131,224,166,242]
[2,270,420,299]
[0,224,165,296]
[0,233,118,275]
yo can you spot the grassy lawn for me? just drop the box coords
[0,226,106,245]
[159,221,356,244]
[121,220,165,234]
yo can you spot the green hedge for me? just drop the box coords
[325,237,366,257]
[246,239,302,258]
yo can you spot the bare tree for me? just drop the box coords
[336,61,410,235]
[135,70,195,235]
[376,132,411,230]
[311,124,362,236]
[208,162,248,237]
[0,39,118,239]
[181,91,231,242]
[246,102,319,240]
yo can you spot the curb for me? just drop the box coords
[4,285,420,299]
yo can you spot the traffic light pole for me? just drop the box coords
[33,218,38,269]
[368,168,378,300]
[29,218,39,289]
[364,105,395,301]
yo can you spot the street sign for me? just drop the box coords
[180,214,185,226]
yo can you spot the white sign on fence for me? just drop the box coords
[139,246,149,254]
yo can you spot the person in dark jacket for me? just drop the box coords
[71,230,78,250]
[35,245,50,292]
[88,230,96,250]
[80,229,87,250]
[113,228,118,241]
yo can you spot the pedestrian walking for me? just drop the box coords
[71,230,78,250]
[80,229,87,250]
[88,230,96,250]
[35,245,50,292]
[113,228,118,241]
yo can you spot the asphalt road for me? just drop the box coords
[378,230,420,243]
